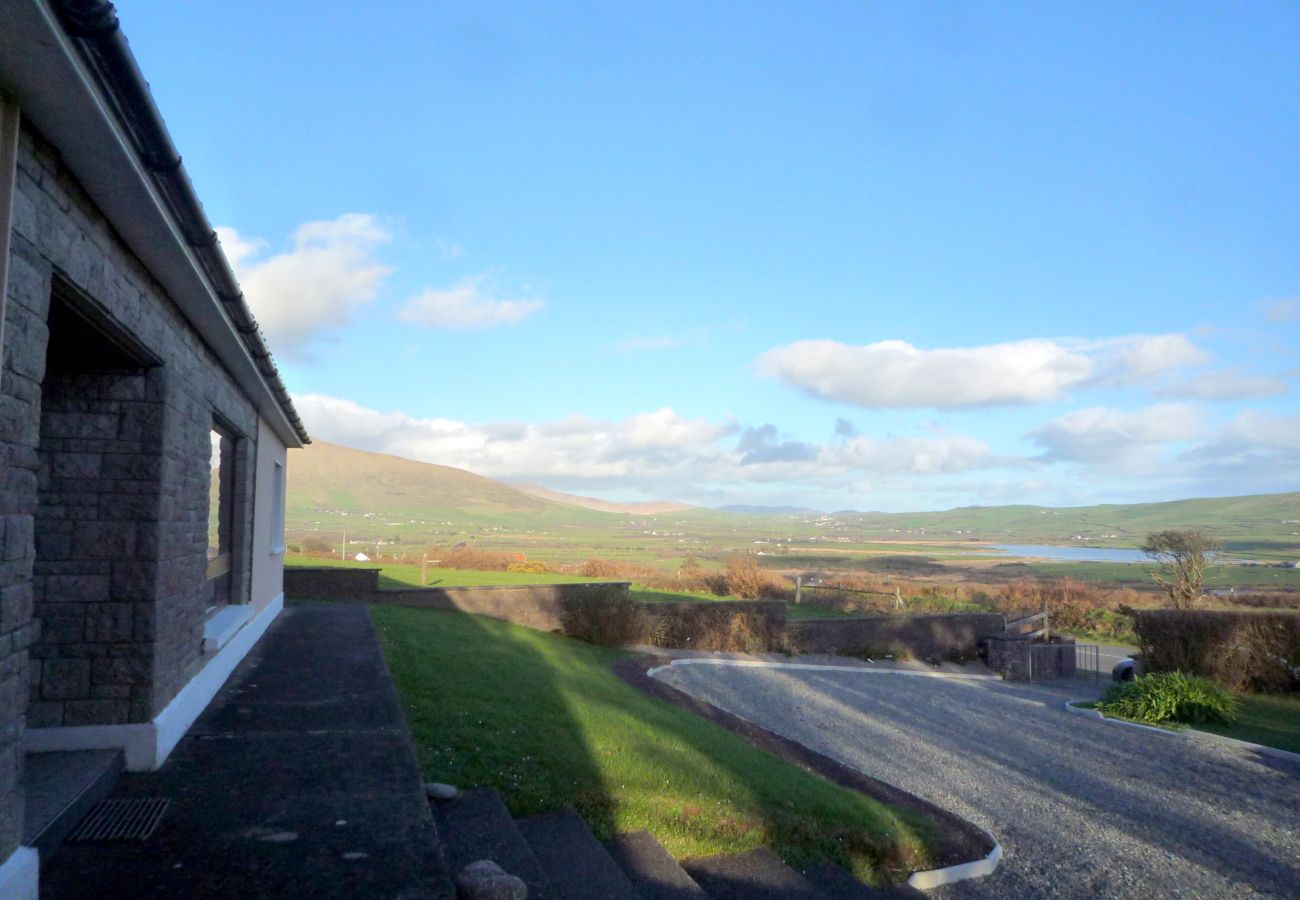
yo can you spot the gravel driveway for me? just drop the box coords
[654,662,1300,898]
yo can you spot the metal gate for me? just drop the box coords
[1029,642,1100,682]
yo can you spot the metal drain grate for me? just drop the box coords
[68,798,171,842]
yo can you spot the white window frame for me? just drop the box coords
[270,459,286,555]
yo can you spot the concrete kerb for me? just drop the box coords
[647,658,1005,889]
[1065,700,1300,765]
[908,828,1003,890]
[646,657,1003,681]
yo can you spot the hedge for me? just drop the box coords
[1133,609,1300,693]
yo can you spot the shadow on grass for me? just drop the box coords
[369,604,934,884]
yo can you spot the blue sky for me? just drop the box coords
[120,1,1299,511]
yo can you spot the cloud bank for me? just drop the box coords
[292,393,1000,496]
[756,333,1208,409]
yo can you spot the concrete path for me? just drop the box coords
[656,663,1300,899]
[41,605,451,898]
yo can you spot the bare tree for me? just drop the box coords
[1142,530,1219,608]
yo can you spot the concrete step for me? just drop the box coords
[22,748,123,862]
[800,861,918,898]
[430,787,550,897]
[603,830,706,900]
[516,810,642,900]
[682,848,822,900]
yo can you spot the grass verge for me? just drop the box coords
[1072,694,1300,751]
[1192,693,1300,754]
[373,605,935,882]
[1068,700,1184,732]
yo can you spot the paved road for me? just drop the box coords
[1072,642,1136,677]
[656,663,1300,898]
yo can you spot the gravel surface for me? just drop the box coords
[655,662,1300,898]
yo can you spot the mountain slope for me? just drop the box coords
[510,482,693,515]
[287,440,593,520]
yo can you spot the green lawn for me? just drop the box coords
[372,605,935,883]
[1193,693,1300,754]
[630,587,725,604]
[1073,693,1300,753]
[285,554,607,588]
[1022,560,1300,589]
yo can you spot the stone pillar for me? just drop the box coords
[29,367,166,727]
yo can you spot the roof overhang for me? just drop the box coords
[0,0,307,447]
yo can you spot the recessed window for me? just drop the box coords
[208,426,235,603]
[271,460,285,554]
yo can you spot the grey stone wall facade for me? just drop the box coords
[0,112,261,821]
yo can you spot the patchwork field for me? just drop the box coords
[286,442,1300,598]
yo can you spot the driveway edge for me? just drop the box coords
[646,657,1002,680]
[615,654,1002,890]
[908,830,1003,889]
[1065,700,1300,764]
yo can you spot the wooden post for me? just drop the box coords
[794,575,802,605]
[421,553,428,585]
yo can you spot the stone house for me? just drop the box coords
[0,1,309,894]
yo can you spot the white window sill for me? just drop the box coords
[203,604,251,654]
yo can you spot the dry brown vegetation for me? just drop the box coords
[1135,609,1300,693]
[434,546,529,571]
[559,587,648,646]
[578,553,791,599]
[647,605,786,654]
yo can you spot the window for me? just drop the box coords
[271,460,285,554]
[207,426,235,603]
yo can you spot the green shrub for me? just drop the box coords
[1096,671,1238,725]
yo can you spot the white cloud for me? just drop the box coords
[398,276,543,329]
[292,394,1000,495]
[756,338,1095,408]
[1089,333,1209,384]
[756,333,1209,410]
[1156,368,1288,401]
[823,434,995,474]
[218,214,391,357]
[1257,297,1300,324]
[1027,403,1203,463]
[1180,410,1300,477]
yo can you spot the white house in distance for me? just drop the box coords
[0,1,309,894]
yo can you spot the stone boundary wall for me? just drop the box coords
[282,566,381,600]
[789,612,1005,660]
[643,599,787,627]
[284,568,1005,662]
[377,583,629,632]
[283,566,629,632]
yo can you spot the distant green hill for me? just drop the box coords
[286,440,615,528]
[835,493,1300,556]
[285,441,1298,560]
